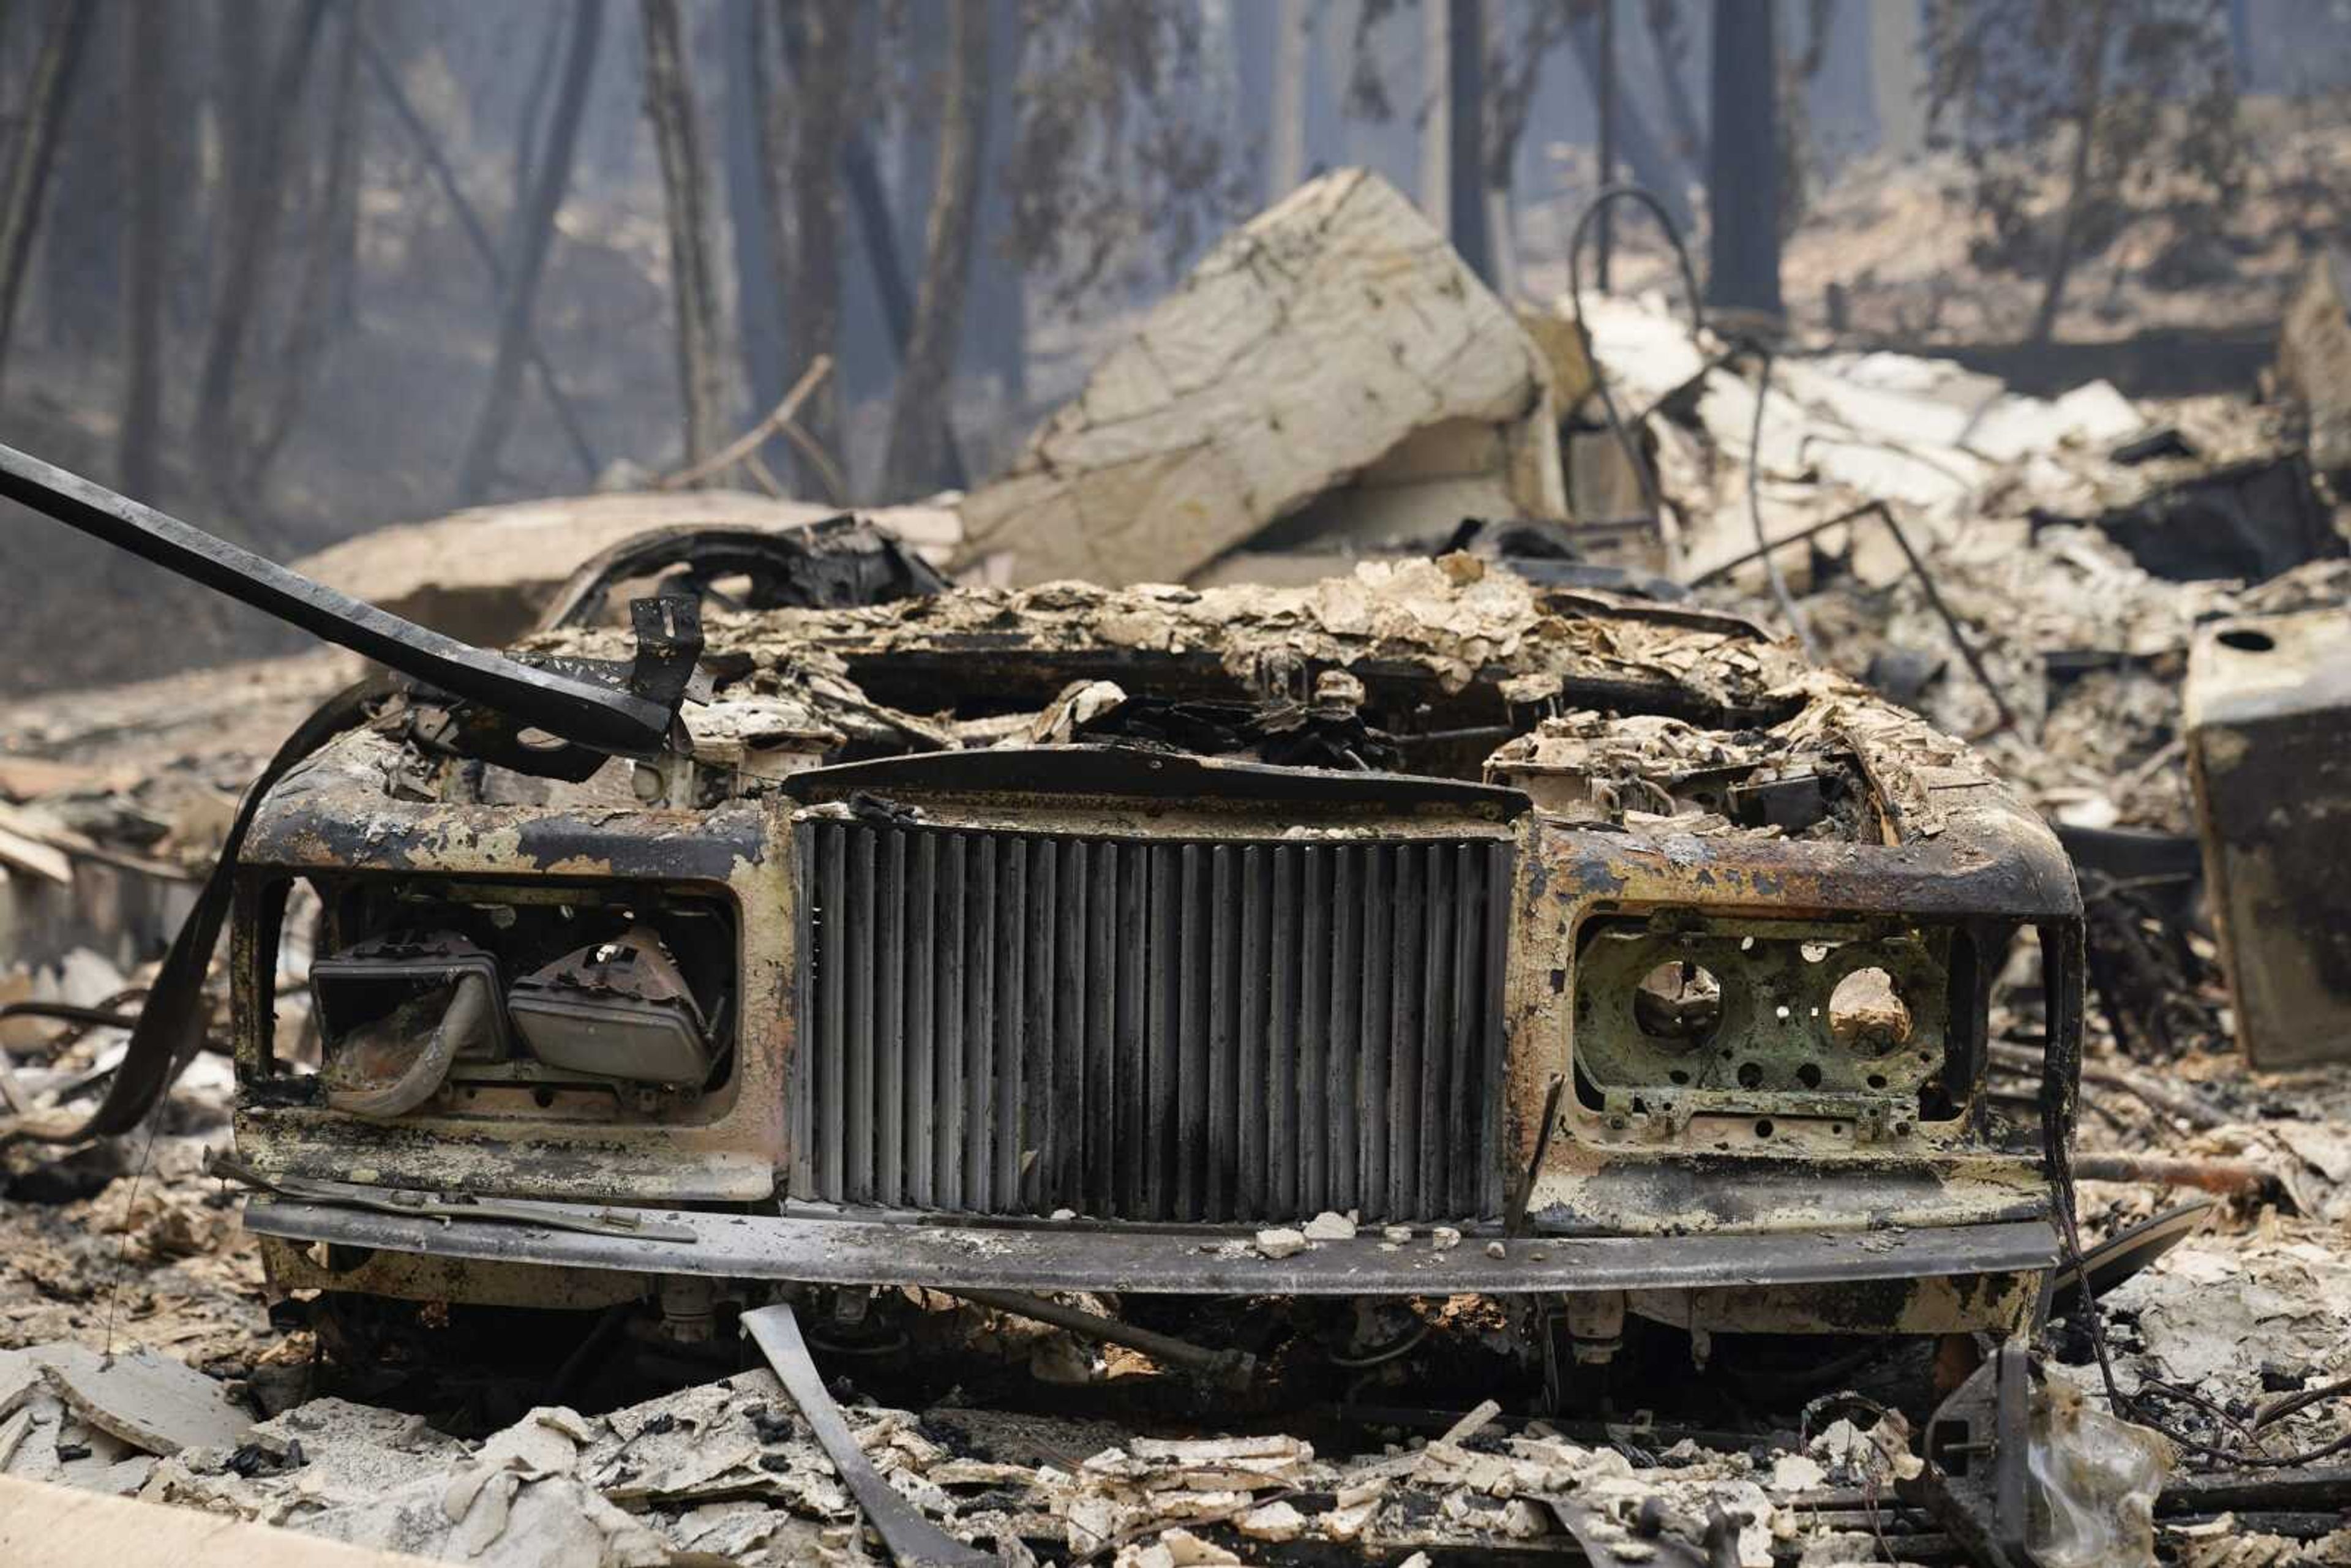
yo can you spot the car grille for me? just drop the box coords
[791,819,1511,1223]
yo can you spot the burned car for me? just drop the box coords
[4,446,2081,1390]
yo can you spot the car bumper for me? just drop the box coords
[243,1194,2058,1300]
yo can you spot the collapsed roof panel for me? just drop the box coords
[958,170,1566,586]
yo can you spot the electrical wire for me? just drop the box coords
[1739,343,1820,661]
[1566,183,1704,531]
[2045,1109,2351,1468]
[1565,182,1816,657]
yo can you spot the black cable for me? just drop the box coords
[1740,343,1820,661]
[1567,184,1705,531]
[2045,1112,2351,1469]
[1566,183,1815,656]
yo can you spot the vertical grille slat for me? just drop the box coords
[790,824,816,1199]
[994,839,1027,1212]
[845,827,876,1204]
[1085,843,1116,1217]
[876,828,906,1206]
[966,837,997,1208]
[1418,842,1450,1210]
[1387,844,1423,1221]
[1267,845,1299,1221]
[1048,839,1083,1206]
[1481,841,1511,1218]
[1358,847,1391,1218]
[798,822,1510,1225]
[1178,844,1212,1221]
[1232,846,1269,1222]
[1115,845,1148,1218]
[1445,843,1479,1215]
[906,831,937,1208]
[1329,847,1362,1212]
[1297,846,1330,1214]
[936,835,967,1210]
[1021,839,1055,1212]
[817,825,847,1200]
[1205,846,1237,1220]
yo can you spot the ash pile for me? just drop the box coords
[2,171,2351,1568]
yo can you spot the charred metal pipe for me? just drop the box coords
[0,442,671,757]
[323,972,492,1119]
[2073,1150,2281,1198]
[947,1287,1256,1387]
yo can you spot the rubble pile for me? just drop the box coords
[1570,288,2345,841]
[0,1344,2001,1567]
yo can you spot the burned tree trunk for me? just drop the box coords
[192,0,328,477]
[354,24,599,479]
[245,12,366,497]
[0,4,96,392]
[722,0,786,456]
[1569,10,1694,231]
[640,0,727,471]
[961,0,1029,413]
[1266,0,1310,203]
[1704,0,1782,317]
[1641,0,1708,171]
[771,0,852,490]
[119,2,166,498]
[457,1,604,502]
[1444,0,1493,286]
[880,0,989,501]
[2028,0,2119,347]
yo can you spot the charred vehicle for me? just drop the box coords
[4,445,2082,1387]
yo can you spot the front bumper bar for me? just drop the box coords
[244,1195,2058,1297]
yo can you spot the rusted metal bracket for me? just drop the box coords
[741,1302,996,1568]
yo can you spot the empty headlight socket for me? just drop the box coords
[238,872,741,1121]
[1565,910,1988,1146]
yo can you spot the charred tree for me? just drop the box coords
[246,12,365,497]
[120,2,166,498]
[2026,0,2120,346]
[1484,3,1576,294]
[1704,0,1783,317]
[509,10,566,222]
[354,23,599,479]
[640,0,728,471]
[192,0,328,479]
[0,3,96,392]
[42,7,122,362]
[1641,0,1708,170]
[1444,0,1493,285]
[880,0,988,500]
[1926,0,2239,350]
[891,21,946,275]
[771,0,852,488]
[1568,10,1695,231]
[961,0,1029,413]
[457,1,604,502]
[722,0,786,456]
[842,132,915,370]
[1267,0,1310,203]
